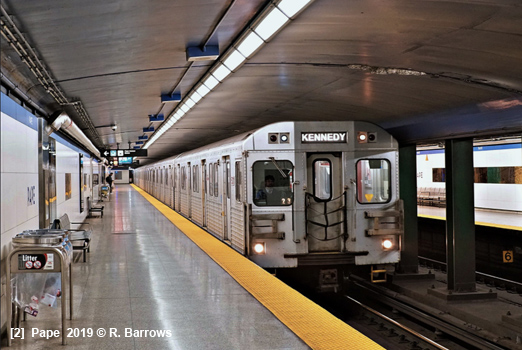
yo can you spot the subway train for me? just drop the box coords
[416,141,522,211]
[135,121,404,291]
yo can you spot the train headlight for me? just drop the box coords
[382,239,393,251]
[357,131,368,143]
[253,242,266,255]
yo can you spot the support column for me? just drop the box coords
[445,138,476,292]
[398,144,419,274]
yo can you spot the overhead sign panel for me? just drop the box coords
[103,149,148,157]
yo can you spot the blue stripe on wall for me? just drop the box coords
[474,144,521,152]
[417,143,521,155]
[1,92,38,131]
[2,92,91,158]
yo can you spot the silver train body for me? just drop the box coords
[136,121,404,286]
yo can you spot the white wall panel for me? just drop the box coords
[417,148,522,211]
[474,148,522,167]
[1,110,40,334]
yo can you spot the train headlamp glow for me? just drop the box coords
[253,242,266,255]
[357,131,368,143]
[382,239,393,251]
[280,134,288,142]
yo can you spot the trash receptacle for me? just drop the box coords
[6,229,73,346]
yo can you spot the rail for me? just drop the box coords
[419,256,522,295]
[347,274,514,350]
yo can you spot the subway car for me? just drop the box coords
[135,121,404,291]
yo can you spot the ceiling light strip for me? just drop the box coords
[144,0,314,150]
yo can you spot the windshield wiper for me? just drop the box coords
[269,157,287,178]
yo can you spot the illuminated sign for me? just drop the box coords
[301,132,347,143]
[103,149,148,157]
[119,157,133,165]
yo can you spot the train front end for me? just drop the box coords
[247,121,403,290]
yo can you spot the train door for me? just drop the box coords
[223,156,231,241]
[306,153,344,252]
[201,160,207,227]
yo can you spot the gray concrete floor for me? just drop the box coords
[4,185,309,350]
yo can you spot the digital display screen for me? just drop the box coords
[119,157,133,165]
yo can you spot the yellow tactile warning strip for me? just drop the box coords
[131,185,384,350]
[418,214,522,231]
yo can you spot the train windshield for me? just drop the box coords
[253,160,294,206]
[356,159,391,204]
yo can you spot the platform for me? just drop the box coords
[3,184,383,350]
[418,205,522,231]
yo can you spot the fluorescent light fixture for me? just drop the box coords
[253,7,289,40]
[195,84,211,98]
[185,98,196,109]
[180,104,190,113]
[277,0,312,18]
[237,31,264,58]
[190,91,202,103]
[203,75,219,90]
[144,0,315,151]
[222,49,246,71]
[212,64,232,82]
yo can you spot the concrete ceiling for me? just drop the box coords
[1,0,521,165]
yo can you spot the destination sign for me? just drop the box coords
[103,149,148,157]
[301,132,347,143]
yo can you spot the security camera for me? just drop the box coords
[111,125,117,131]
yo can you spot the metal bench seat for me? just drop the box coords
[51,214,92,262]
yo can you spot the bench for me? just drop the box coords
[417,187,446,207]
[87,197,104,218]
[51,214,92,262]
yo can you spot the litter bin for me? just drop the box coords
[6,229,73,346]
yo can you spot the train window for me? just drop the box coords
[253,160,294,206]
[226,161,230,199]
[203,163,207,194]
[181,166,186,190]
[235,161,241,202]
[313,160,332,200]
[214,163,219,196]
[210,164,214,196]
[193,165,198,192]
[356,159,391,204]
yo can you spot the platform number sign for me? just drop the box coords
[503,250,513,263]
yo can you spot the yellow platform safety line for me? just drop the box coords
[418,214,522,231]
[131,185,383,350]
